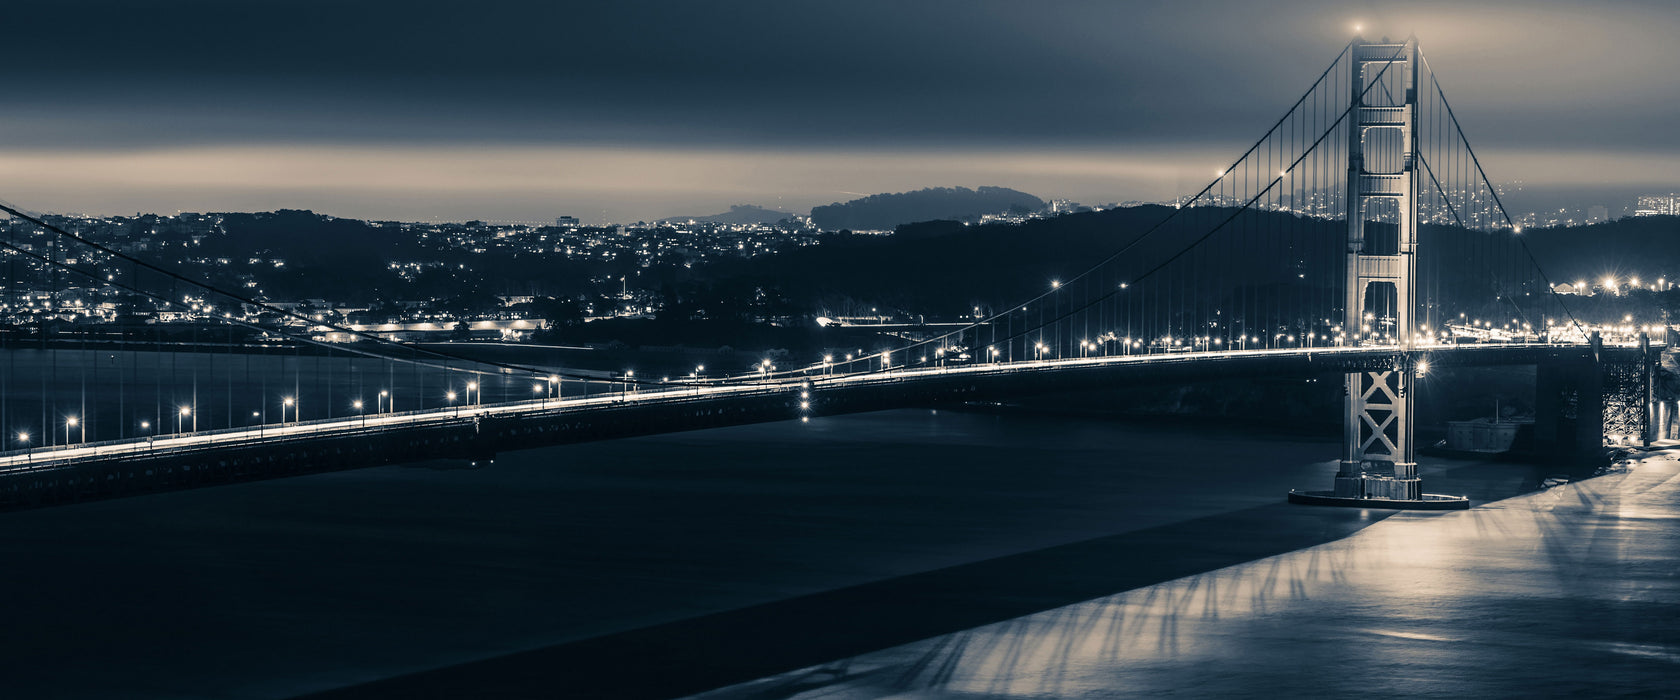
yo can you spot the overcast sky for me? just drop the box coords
[1,0,1674,223]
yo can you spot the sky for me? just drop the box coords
[1,0,1675,224]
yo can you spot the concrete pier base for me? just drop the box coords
[1287,489,1469,510]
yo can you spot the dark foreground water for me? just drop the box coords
[0,408,1550,698]
[689,450,1680,700]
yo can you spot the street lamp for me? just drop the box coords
[466,382,478,406]
[66,416,80,446]
[446,390,459,416]
[353,399,365,426]
[282,396,295,424]
[177,406,191,434]
[17,431,28,462]
[378,389,389,414]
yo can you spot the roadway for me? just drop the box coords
[0,341,1647,474]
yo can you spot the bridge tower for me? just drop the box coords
[1339,37,1421,501]
[1294,37,1464,509]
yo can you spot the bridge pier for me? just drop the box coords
[1534,332,1659,461]
[1291,354,1468,510]
[1533,352,1605,464]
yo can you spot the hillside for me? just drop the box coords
[1522,215,1680,282]
[809,186,1044,231]
[660,204,795,225]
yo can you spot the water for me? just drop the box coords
[689,452,1680,700]
[0,407,1546,698]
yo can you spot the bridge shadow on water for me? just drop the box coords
[304,500,1395,700]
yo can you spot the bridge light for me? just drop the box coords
[67,416,77,427]
[140,421,150,430]
[1051,280,1060,289]
[16,432,27,444]
[283,397,294,407]
[446,391,457,401]
[352,399,363,410]
[179,406,191,417]
[1417,360,1430,376]
[1216,169,1226,178]
[800,401,810,410]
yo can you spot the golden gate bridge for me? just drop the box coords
[0,36,1657,510]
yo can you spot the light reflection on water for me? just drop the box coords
[692,454,1680,699]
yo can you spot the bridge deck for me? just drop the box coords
[0,342,1641,477]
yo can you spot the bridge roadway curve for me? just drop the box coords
[0,342,1650,507]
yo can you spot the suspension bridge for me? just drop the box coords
[0,36,1659,510]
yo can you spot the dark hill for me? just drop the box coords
[206,209,421,267]
[660,204,795,226]
[1522,215,1680,283]
[706,205,1345,316]
[702,205,1605,324]
[199,209,426,303]
[810,186,1044,231]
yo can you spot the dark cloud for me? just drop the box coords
[0,0,1674,220]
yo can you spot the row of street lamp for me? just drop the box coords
[10,382,475,451]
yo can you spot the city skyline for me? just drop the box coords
[1,1,1676,223]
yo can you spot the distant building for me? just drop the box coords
[1634,194,1677,217]
[1587,205,1609,224]
[555,216,580,227]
